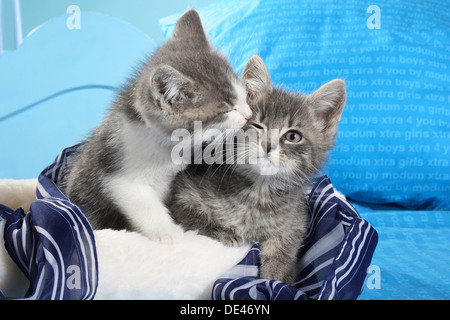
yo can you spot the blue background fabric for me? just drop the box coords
[356,206,450,299]
[160,0,450,210]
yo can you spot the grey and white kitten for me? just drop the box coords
[60,10,252,243]
[167,55,346,283]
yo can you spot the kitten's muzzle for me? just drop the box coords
[235,103,253,122]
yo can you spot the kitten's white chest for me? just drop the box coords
[104,122,186,242]
[121,123,182,198]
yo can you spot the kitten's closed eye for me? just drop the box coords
[250,123,264,130]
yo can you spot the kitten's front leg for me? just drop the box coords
[170,198,244,246]
[259,235,301,284]
[201,228,244,247]
[137,199,185,244]
[106,177,185,244]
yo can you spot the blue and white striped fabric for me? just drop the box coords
[213,176,378,300]
[0,145,98,300]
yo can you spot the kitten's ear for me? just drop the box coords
[242,55,273,104]
[151,65,198,110]
[307,79,346,135]
[172,9,209,47]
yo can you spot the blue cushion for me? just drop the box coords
[160,0,450,210]
[356,205,450,299]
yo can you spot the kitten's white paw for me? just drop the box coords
[142,222,185,245]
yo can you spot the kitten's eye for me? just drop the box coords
[284,130,302,143]
[251,123,264,130]
[219,104,232,114]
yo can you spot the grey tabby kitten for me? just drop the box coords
[60,9,252,243]
[167,55,346,283]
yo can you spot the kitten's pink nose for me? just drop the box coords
[237,104,253,121]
